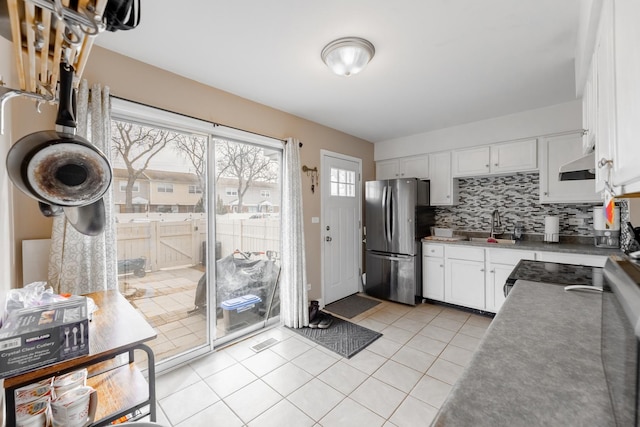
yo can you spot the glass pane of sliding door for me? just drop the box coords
[213,137,281,344]
[110,117,210,364]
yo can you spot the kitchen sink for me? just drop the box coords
[469,237,517,245]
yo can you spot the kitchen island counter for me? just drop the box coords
[431,278,615,426]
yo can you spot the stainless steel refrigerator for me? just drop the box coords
[364,178,435,305]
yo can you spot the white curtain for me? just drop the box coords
[48,81,117,294]
[280,137,309,328]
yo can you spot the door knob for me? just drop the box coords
[326,236,332,242]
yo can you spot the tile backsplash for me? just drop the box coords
[434,172,626,238]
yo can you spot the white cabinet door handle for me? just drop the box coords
[598,158,613,168]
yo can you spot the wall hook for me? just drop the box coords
[302,165,319,193]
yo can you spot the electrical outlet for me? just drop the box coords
[569,218,584,226]
[307,283,311,290]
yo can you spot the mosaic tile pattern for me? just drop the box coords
[619,199,638,253]
[434,173,628,239]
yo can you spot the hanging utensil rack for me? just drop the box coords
[1,0,107,133]
[6,0,107,94]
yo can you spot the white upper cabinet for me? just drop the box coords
[539,133,601,203]
[452,139,537,178]
[376,159,400,180]
[582,56,597,154]
[594,0,616,194]
[490,139,538,175]
[452,146,491,177]
[376,155,429,180]
[429,151,458,206]
[589,0,640,195]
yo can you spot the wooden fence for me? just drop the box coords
[116,218,279,272]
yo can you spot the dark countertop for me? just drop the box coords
[505,259,603,287]
[431,278,615,426]
[422,236,620,257]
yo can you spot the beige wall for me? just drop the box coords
[9,98,57,287]
[8,46,375,299]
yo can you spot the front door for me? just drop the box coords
[321,151,362,304]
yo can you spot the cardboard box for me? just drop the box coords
[0,296,89,379]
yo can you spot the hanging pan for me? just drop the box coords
[6,62,112,236]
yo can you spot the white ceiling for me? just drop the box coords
[95,0,581,143]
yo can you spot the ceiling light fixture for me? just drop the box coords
[321,37,375,77]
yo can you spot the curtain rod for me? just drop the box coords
[109,95,294,145]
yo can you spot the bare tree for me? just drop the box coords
[215,140,277,212]
[175,134,207,212]
[111,120,181,212]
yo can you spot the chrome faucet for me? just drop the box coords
[490,209,502,238]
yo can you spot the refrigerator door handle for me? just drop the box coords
[381,185,388,242]
[368,251,413,261]
[388,187,394,242]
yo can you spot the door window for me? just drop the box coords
[330,167,356,197]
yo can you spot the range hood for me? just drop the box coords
[559,151,596,181]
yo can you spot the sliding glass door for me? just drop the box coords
[110,111,211,367]
[212,134,282,345]
[110,98,282,368]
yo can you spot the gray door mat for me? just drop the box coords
[289,314,382,359]
[324,294,381,319]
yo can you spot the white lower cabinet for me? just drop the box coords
[423,250,445,300]
[422,243,607,313]
[535,251,607,267]
[444,246,486,310]
[485,248,536,313]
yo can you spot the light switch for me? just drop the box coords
[311,217,319,223]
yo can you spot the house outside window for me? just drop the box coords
[158,183,174,193]
[226,188,238,196]
[189,185,202,194]
[119,180,139,192]
[260,190,270,198]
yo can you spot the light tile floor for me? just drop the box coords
[152,296,492,427]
